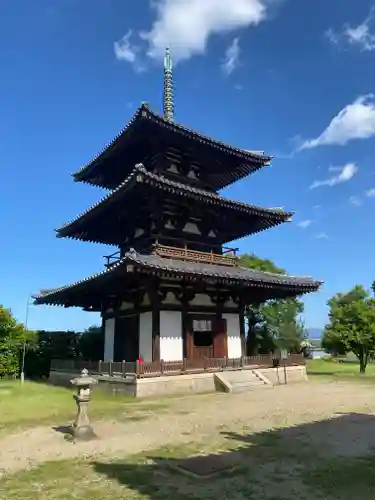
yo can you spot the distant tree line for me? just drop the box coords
[0,305,103,379]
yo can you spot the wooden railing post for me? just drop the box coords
[109,360,113,377]
[183,358,187,373]
[98,360,102,374]
[122,360,126,377]
[160,359,164,375]
[136,360,140,378]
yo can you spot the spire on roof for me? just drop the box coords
[163,47,174,121]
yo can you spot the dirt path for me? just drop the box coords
[1,381,375,476]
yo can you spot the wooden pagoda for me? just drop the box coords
[35,48,321,364]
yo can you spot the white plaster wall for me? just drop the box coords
[139,311,153,362]
[223,313,242,359]
[103,317,115,362]
[160,311,183,361]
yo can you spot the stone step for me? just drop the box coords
[231,382,272,393]
[231,381,265,389]
[214,371,271,393]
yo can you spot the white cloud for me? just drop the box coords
[300,95,375,150]
[349,196,362,206]
[221,37,241,75]
[326,8,375,52]
[297,219,312,229]
[315,233,328,240]
[366,188,375,197]
[325,28,340,46]
[310,163,358,190]
[116,0,274,70]
[114,30,145,73]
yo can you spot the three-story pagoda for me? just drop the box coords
[35,49,321,363]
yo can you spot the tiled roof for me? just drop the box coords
[57,164,293,238]
[72,103,271,187]
[34,249,322,306]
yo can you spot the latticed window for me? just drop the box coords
[193,319,212,332]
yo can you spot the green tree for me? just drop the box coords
[323,285,375,373]
[78,325,104,360]
[239,254,306,355]
[0,305,31,377]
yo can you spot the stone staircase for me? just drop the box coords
[214,369,272,393]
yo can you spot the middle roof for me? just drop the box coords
[56,164,293,246]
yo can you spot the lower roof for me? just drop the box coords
[34,249,322,308]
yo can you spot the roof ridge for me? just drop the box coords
[72,104,149,179]
[56,163,148,232]
[146,106,271,162]
[33,255,128,300]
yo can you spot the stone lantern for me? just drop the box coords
[70,368,98,440]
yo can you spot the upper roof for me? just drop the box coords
[72,104,272,190]
[57,164,293,245]
[34,249,322,308]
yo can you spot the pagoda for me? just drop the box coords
[35,49,321,364]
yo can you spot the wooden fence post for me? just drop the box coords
[109,361,113,377]
[122,360,126,377]
[160,359,164,375]
[98,360,102,374]
[136,360,140,378]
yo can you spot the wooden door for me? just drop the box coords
[212,318,228,358]
[114,315,139,361]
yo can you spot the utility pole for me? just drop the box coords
[20,296,31,385]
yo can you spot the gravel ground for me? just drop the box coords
[1,380,374,476]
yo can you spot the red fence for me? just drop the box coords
[50,354,305,379]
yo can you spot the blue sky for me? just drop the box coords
[1,0,375,331]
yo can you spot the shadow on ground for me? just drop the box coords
[93,413,375,500]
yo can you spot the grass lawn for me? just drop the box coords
[1,427,374,500]
[0,380,169,436]
[307,358,375,381]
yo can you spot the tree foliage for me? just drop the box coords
[0,303,104,379]
[0,305,32,377]
[322,285,375,373]
[24,326,104,378]
[239,254,306,355]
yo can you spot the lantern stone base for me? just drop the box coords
[71,423,97,441]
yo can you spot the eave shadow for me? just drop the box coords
[93,412,375,499]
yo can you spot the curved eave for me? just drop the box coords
[72,104,272,188]
[34,251,323,308]
[58,164,293,243]
[56,215,291,246]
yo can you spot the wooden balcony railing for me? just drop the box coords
[153,244,238,267]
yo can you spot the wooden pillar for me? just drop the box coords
[152,307,160,361]
[239,307,246,357]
